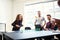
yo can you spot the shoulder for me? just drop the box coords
[13,20,18,23]
[41,17,45,20]
[51,18,55,22]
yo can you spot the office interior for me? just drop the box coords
[0,0,60,40]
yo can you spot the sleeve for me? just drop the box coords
[42,17,46,22]
[51,18,56,24]
[35,19,37,22]
[12,21,16,27]
[35,17,37,22]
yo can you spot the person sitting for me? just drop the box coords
[45,14,58,30]
[44,14,58,40]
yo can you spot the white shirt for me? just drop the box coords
[35,17,46,26]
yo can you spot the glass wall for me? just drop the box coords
[24,1,60,29]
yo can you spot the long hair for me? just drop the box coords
[16,14,23,21]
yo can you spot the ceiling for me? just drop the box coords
[25,0,57,5]
[25,0,57,2]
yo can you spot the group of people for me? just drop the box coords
[34,11,58,40]
[12,11,58,31]
[12,11,60,40]
[34,11,58,31]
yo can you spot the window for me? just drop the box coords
[24,1,60,29]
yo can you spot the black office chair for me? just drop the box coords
[25,27,31,30]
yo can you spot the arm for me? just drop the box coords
[12,21,16,27]
[43,20,46,27]
[34,16,37,25]
[34,19,37,25]
[42,17,46,28]
[12,21,20,27]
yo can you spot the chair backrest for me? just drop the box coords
[0,23,6,32]
[25,27,31,30]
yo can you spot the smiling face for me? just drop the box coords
[47,14,51,21]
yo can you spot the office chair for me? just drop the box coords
[25,27,31,30]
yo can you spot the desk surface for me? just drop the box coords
[3,30,60,40]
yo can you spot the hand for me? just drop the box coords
[44,28,48,31]
[16,25,20,27]
[55,23,57,25]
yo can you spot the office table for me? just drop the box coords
[3,30,60,40]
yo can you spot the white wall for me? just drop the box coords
[0,0,25,31]
[11,0,25,30]
[0,0,13,32]
[12,0,43,21]
[12,0,25,20]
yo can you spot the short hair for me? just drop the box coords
[47,14,51,17]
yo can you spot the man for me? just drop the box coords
[46,14,58,30]
[34,11,46,40]
[44,14,58,40]
[34,11,46,31]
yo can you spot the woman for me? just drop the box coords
[12,14,23,31]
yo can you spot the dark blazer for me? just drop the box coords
[46,21,52,29]
[46,21,58,30]
[12,20,23,31]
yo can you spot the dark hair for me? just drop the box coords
[47,14,51,17]
[58,0,60,6]
[16,14,23,21]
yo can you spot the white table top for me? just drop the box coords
[3,30,60,40]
